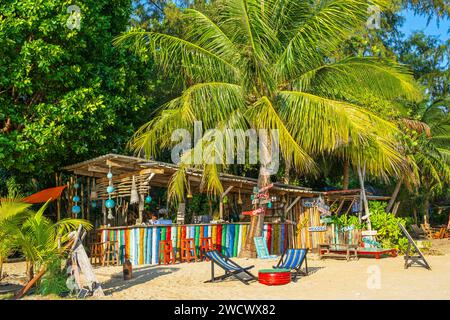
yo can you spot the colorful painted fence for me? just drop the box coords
[100,223,289,265]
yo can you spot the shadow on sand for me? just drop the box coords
[101,265,179,295]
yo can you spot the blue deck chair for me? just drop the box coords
[204,250,257,285]
[254,237,278,259]
[273,248,308,282]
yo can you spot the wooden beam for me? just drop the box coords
[88,165,110,173]
[139,168,165,175]
[285,196,301,214]
[73,169,103,178]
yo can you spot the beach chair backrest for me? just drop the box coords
[281,249,306,269]
[254,236,270,259]
[206,250,241,271]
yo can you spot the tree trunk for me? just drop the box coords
[386,176,403,213]
[342,159,350,190]
[423,195,430,225]
[357,164,371,230]
[284,158,291,184]
[26,262,34,282]
[239,132,272,258]
[0,256,3,281]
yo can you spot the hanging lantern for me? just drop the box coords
[237,189,243,205]
[130,175,139,204]
[90,178,98,200]
[186,180,193,199]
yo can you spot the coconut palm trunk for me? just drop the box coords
[386,176,403,213]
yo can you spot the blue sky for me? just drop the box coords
[400,8,449,41]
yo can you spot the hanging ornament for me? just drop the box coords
[253,186,259,193]
[130,175,139,204]
[107,185,115,194]
[145,195,152,204]
[250,194,254,200]
[187,179,193,199]
[222,195,228,204]
[72,205,81,214]
[106,166,115,219]
[267,201,272,209]
[237,189,243,205]
[71,177,81,216]
[105,199,115,208]
[91,201,97,208]
[90,178,98,200]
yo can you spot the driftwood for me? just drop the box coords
[13,267,46,300]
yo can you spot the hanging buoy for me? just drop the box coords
[105,199,115,208]
[72,205,81,214]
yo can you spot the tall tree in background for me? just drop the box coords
[117,0,420,256]
[0,0,156,192]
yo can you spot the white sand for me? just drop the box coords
[3,239,450,300]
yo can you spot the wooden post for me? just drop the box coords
[56,173,61,221]
[285,196,301,249]
[219,186,233,220]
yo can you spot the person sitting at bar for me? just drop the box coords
[148,213,158,225]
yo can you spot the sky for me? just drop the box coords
[400,8,449,41]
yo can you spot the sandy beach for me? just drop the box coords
[3,239,450,300]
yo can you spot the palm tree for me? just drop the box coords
[387,101,450,221]
[115,0,420,257]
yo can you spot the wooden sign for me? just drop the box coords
[308,226,327,232]
[362,230,378,236]
[242,208,264,216]
[317,206,331,215]
[342,225,355,232]
[320,217,333,224]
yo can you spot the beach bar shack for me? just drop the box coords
[63,154,327,265]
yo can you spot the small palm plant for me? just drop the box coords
[0,197,32,280]
[115,0,421,256]
[0,199,91,282]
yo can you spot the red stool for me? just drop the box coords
[180,238,197,263]
[200,237,214,260]
[159,240,175,265]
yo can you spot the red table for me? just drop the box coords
[258,269,291,286]
[357,248,397,259]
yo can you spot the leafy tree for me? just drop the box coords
[116,0,420,256]
[0,0,157,192]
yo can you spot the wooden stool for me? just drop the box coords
[159,240,175,265]
[200,237,214,261]
[89,231,105,266]
[180,238,198,263]
[103,241,119,266]
[90,242,105,266]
